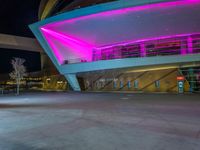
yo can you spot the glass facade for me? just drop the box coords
[92,34,200,62]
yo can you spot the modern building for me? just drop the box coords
[30,0,200,92]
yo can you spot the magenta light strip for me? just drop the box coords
[187,36,193,53]
[41,28,93,47]
[140,43,146,57]
[94,33,200,50]
[42,31,64,64]
[181,40,187,55]
[40,0,200,64]
[41,28,94,64]
[44,0,200,27]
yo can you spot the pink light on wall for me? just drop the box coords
[41,28,93,64]
[41,28,92,48]
[140,43,146,57]
[42,31,64,64]
[44,0,200,27]
[93,33,200,61]
[187,36,193,53]
[39,0,200,64]
[95,33,200,50]
[181,40,187,55]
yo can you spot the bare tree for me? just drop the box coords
[9,58,27,95]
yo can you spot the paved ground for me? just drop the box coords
[0,92,200,150]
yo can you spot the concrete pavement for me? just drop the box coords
[0,92,200,150]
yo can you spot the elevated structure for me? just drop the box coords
[0,34,58,73]
[0,33,43,52]
[30,0,200,92]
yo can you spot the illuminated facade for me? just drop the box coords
[30,0,200,92]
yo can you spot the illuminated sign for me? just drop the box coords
[177,76,185,81]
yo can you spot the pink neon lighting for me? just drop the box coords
[41,28,93,64]
[40,0,200,64]
[140,43,146,57]
[181,46,187,55]
[187,36,193,53]
[41,28,92,47]
[95,33,199,50]
[44,0,200,27]
[181,39,187,55]
[92,34,200,62]
[42,31,64,64]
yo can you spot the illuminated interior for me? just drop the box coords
[93,33,200,61]
[40,0,200,65]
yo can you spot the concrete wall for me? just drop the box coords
[0,34,43,52]
[82,68,190,93]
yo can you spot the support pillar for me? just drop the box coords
[65,74,81,91]
[40,52,46,70]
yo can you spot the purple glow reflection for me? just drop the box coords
[40,0,200,63]
[42,31,64,64]
[95,33,199,50]
[187,36,193,53]
[41,28,92,47]
[44,0,200,27]
[141,43,146,57]
[181,40,187,55]
[41,28,93,64]
[92,34,200,62]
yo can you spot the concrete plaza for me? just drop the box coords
[0,92,200,150]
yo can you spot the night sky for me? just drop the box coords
[0,0,41,74]
[0,48,41,74]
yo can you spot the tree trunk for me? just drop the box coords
[16,79,20,95]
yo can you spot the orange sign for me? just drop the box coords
[177,76,185,81]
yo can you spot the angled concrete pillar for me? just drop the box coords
[64,74,81,91]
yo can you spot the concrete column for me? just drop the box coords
[64,74,81,91]
[40,52,46,70]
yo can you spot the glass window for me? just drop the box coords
[127,80,131,89]
[113,80,117,89]
[134,80,138,89]
[155,80,160,88]
[120,81,123,88]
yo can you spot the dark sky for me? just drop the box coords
[0,48,41,74]
[0,0,41,74]
[0,0,40,37]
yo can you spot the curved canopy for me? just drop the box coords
[30,0,200,65]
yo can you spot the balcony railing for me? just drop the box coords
[63,33,200,64]
[93,34,200,61]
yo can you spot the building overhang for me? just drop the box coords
[30,0,200,73]
[59,54,200,74]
